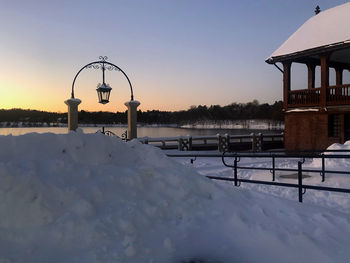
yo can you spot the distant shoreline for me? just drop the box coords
[0,119,284,131]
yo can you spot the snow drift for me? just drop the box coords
[0,132,349,263]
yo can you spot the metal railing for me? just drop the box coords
[138,133,283,152]
[98,127,128,141]
[167,151,350,203]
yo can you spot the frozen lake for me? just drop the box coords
[0,126,283,137]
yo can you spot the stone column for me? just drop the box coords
[64,98,82,132]
[124,100,140,140]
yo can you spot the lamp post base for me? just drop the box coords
[65,98,82,132]
[124,100,140,140]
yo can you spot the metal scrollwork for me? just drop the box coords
[105,64,120,71]
[71,56,134,100]
[99,56,108,61]
[86,64,101,70]
[84,63,119,71]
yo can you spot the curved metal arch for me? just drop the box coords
[71,59,134,101]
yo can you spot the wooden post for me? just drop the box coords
[335,67,343,96]
[307,63,315,89]
[283,61,292,110]
[335,67,343,86]
[320,54,329,108]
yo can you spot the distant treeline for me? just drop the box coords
[0,100,283,126]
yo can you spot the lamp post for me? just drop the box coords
[65,56,140,139]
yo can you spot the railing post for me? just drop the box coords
[321,154,325,182]
[258,133,263,152]
[272,154,275,181]
[234,156,238,186]
[188,136,193,151]
[218,134,230,152]
[298,161,303,203]
[178,136,191,151]
[251,133,256,151]
[178,137,183,151]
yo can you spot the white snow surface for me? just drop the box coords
[1,132,350,263]
[268,2,350,59]
[180,119,284,130]
[285,108,319,113]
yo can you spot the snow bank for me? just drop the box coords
[0,132,349,263]
[310,140,350,171]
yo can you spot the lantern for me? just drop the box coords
[96,83,112,104]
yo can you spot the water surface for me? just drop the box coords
[0,126,283,137]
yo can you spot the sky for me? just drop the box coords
[1,0,350,113]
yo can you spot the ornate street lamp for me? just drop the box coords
[71,56,134,102]
[96,61,112,104]
[66,56,140,139]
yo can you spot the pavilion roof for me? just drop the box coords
[267,2,350,64]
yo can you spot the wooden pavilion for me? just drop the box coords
[266,3,350,151]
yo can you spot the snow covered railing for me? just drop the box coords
[137,133,284,152]
[167,151,350,203]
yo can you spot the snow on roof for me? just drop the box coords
[267,2,350,61]
[285,108,320,113]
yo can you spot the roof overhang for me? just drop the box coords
[266,2,350,66]
[266,42,350,65]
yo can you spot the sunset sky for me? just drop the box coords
[1,0,349,113]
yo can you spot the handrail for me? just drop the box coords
[327,84,350,105]
[289,87,321,93]
[287,84,350,107]
[167,151,350,203]
[138,133,283,143]
[138,133,284,151]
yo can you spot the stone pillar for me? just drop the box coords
[124,100,140,140]
[64,98,81,132]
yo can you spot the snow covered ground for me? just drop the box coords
[172,144,350,212]
[0,131,349,263]
[180,119,284,130]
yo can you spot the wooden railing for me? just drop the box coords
[288,88,320,107]
[327,84,350,105]
[288,84,350,107]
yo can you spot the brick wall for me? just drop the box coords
[285,111,341,151]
